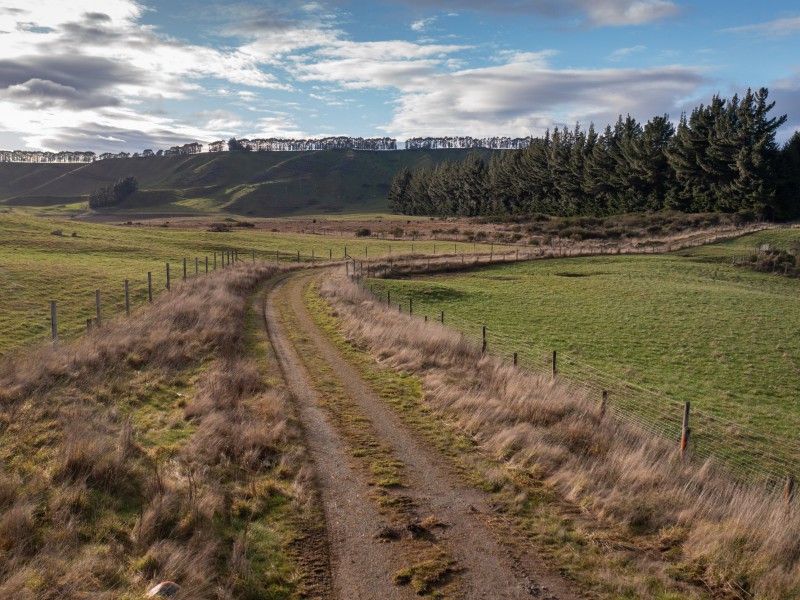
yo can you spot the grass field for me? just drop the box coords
[0,212,490,356]
[367,229,800,477]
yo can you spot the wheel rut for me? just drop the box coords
[263,269,580,599]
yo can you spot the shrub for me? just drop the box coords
[355,228,371,237]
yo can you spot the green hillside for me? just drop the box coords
[0,149,484,217]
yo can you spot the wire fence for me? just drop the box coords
[357,264,799,490]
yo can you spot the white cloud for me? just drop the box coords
[607,45,647,62]
[411,16,437,31]
[386,0,680,27]
[723,16,800,38]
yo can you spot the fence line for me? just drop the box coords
[355,266,798,491]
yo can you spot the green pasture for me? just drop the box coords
[367,229,800,469]
[0,212,489,355]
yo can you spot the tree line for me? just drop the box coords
[389,88,800,220]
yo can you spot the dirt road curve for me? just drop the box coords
[263,270,579,600]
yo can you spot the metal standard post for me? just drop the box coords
[680,402,691,458]
[50,301,57,344]
[95,290,102,327]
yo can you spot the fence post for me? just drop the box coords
[409,298,413,314]
[365,246,368,258]
[276,250,279,265]
[329,248,332,261]
[50,301,57,344]
[344,245,347,258]
[148,272,153,303]
[166,263,170,290]
[95,290,102,327]
[433,244,436,254]
[387,290,391,307]
[680,402,691,458]
[124,280,130,316]
[513,352,518,366]
[297,250,300,264]
[398,303,402,312]
[214,252,217,270]
[424,315,428,322]
[440,311,444,324]
[482,325,487,353]
[183,257,187,280]
[86,318,92,335]
[552,350,557,378]
[205,256,208,274]
[600,391,607,419]
[786,475,796,510]
[312,249,315,264]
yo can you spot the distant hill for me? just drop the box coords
[0,149,485,217]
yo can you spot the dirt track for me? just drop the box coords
[262,269,579,599]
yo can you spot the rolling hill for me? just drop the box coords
[0,149,484,217]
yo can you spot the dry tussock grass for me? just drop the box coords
[0,263,306,598]
[323,270,800,598]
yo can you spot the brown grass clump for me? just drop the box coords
[0,263,307,598]
[322,269,800,598]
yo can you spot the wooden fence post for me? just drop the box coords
[344,245,347,258]
[148,272,153,303]
[50,301,57,344]
[786,475,795,510]
[409,298,412,314]
[329,248,332,261]
[124,280,130,316]
[275,250,279,265]
[387,290,391,306]
[398,303,402,312]
[680,402,691,458]
[205,256,208,274]
[513,352,518,366]
[183,258,187,280]
[214,252,217,270]
[166,263,170,290]
[600,391,607,419]
[440,311,444,324]
[482,325,487,353]
[312,249,315,264]
[96,290,102,327]
[552,350,557,378]
[424,315,428,322]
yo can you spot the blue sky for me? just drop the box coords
[1,0,799,152]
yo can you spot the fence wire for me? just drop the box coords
[360,273,798,489]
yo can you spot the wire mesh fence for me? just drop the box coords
[358,272,799,489]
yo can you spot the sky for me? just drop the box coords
[0,0,799,153]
